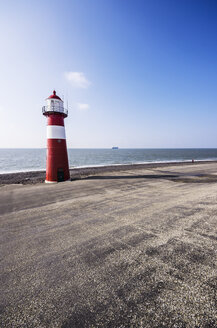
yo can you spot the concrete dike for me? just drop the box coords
[0,162,217,327]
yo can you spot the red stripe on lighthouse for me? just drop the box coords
[47,115,64,126]
[46,139,70,182]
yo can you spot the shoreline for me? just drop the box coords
[1,157,217,175]
[1,160,217,185]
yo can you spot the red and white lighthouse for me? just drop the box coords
[42,90,70,183]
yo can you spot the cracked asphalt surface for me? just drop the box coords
[0,163,217,327]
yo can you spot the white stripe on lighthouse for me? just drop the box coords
[47,125,66,139]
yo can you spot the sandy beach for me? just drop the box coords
[0,161,217,327]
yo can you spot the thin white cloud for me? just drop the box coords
[77,103,90,111]
[65,72,91,88]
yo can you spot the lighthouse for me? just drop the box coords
[42,90,70,183]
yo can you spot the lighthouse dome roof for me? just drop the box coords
[47,90,62,101]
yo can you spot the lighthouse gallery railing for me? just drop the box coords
[42,105,68,116]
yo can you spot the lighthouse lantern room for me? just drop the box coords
[42,90,70,183]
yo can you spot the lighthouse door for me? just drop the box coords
[57,168,64,182]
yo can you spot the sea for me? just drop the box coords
[0,148,217,174]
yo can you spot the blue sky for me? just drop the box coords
[1,0,217,148]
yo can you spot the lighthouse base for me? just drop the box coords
[45,179,71,184]
[45,180,58,184]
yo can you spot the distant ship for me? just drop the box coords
[112,147,119,149]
